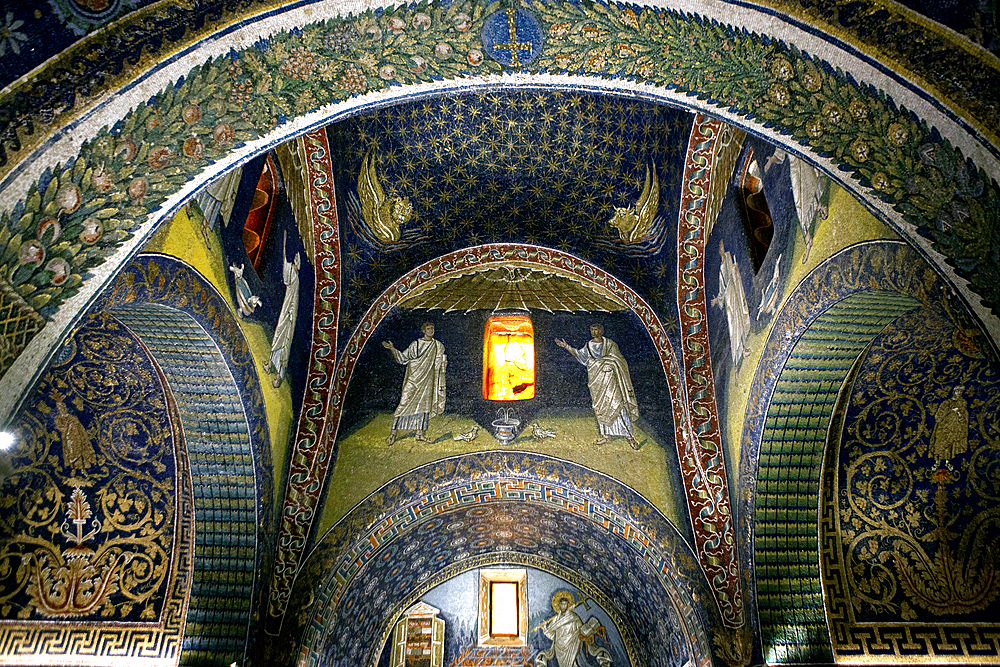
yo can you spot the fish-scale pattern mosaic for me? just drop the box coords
[112,303,257,666]
[754,291,921,663]
[319,500,694,667]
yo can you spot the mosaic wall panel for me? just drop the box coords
[3,0,1000,418]
[276,453,714,667]
[0,311,194,664]
[112,303,257,666]
[820,305,1000,663]
[91,255,273,664]
[737,240,956,654]
[319,503,692,667]
[754,291,921,663]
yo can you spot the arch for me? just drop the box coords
[2,0,999,423]
[94,254,275,664]
[736,240,957,661]
[280,451,714,667]
[266,243,689,627]
[753,291,921,662]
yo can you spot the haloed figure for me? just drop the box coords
[383,323,447,445]
[556,324,640,450]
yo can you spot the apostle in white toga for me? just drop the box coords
[269,230,301,388]
[382,322,447,445]
[712,239,752,368]
[556,324,640,450]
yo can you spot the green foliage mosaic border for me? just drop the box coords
[0,0,997,379]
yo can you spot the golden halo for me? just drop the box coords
[551,590,576,613]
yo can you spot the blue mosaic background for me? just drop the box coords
[279,452,714,667]
[2,311,179,622]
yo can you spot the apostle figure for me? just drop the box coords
[930,385,969,470]
[766,148,829,263]
[556,324,639,450]
[536,591,612,667]
[382,323,447,445]
[711,240,752,367]
[269,230,301,388]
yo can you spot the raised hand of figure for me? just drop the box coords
[382,341,395,351]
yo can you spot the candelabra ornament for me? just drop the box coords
[492,408,521,446]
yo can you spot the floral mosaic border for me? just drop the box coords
[675,114,743,627]
[2,0,998,178]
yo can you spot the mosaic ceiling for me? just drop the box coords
[1,0,1000,666]
[328,91,690,334]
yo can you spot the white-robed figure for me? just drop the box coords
[711,239,752,368]
[766,148,829,263]
[536,592,612,667]
[382,323,447,445]
[269,231,301,388]
[556,324,640,450]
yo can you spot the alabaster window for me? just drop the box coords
[482,314,535,401]
[478,568,528,646]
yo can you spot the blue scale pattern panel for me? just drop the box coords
[113,303,258,666]
[754,291,920,663]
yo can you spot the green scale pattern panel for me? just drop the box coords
[754,291,920,664]
[112,303,258,667]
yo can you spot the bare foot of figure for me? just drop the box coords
[386,431,397,446]
[594,436,610,446]
[628,437,639,451]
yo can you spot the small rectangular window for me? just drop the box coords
[478,568,528,646]
[490,581,519,636]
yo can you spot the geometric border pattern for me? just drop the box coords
[818,313,1000,665]
[265,128,341,634]
[676,113,745,628]
[266,243,713,633]
[4,0,1000,425]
